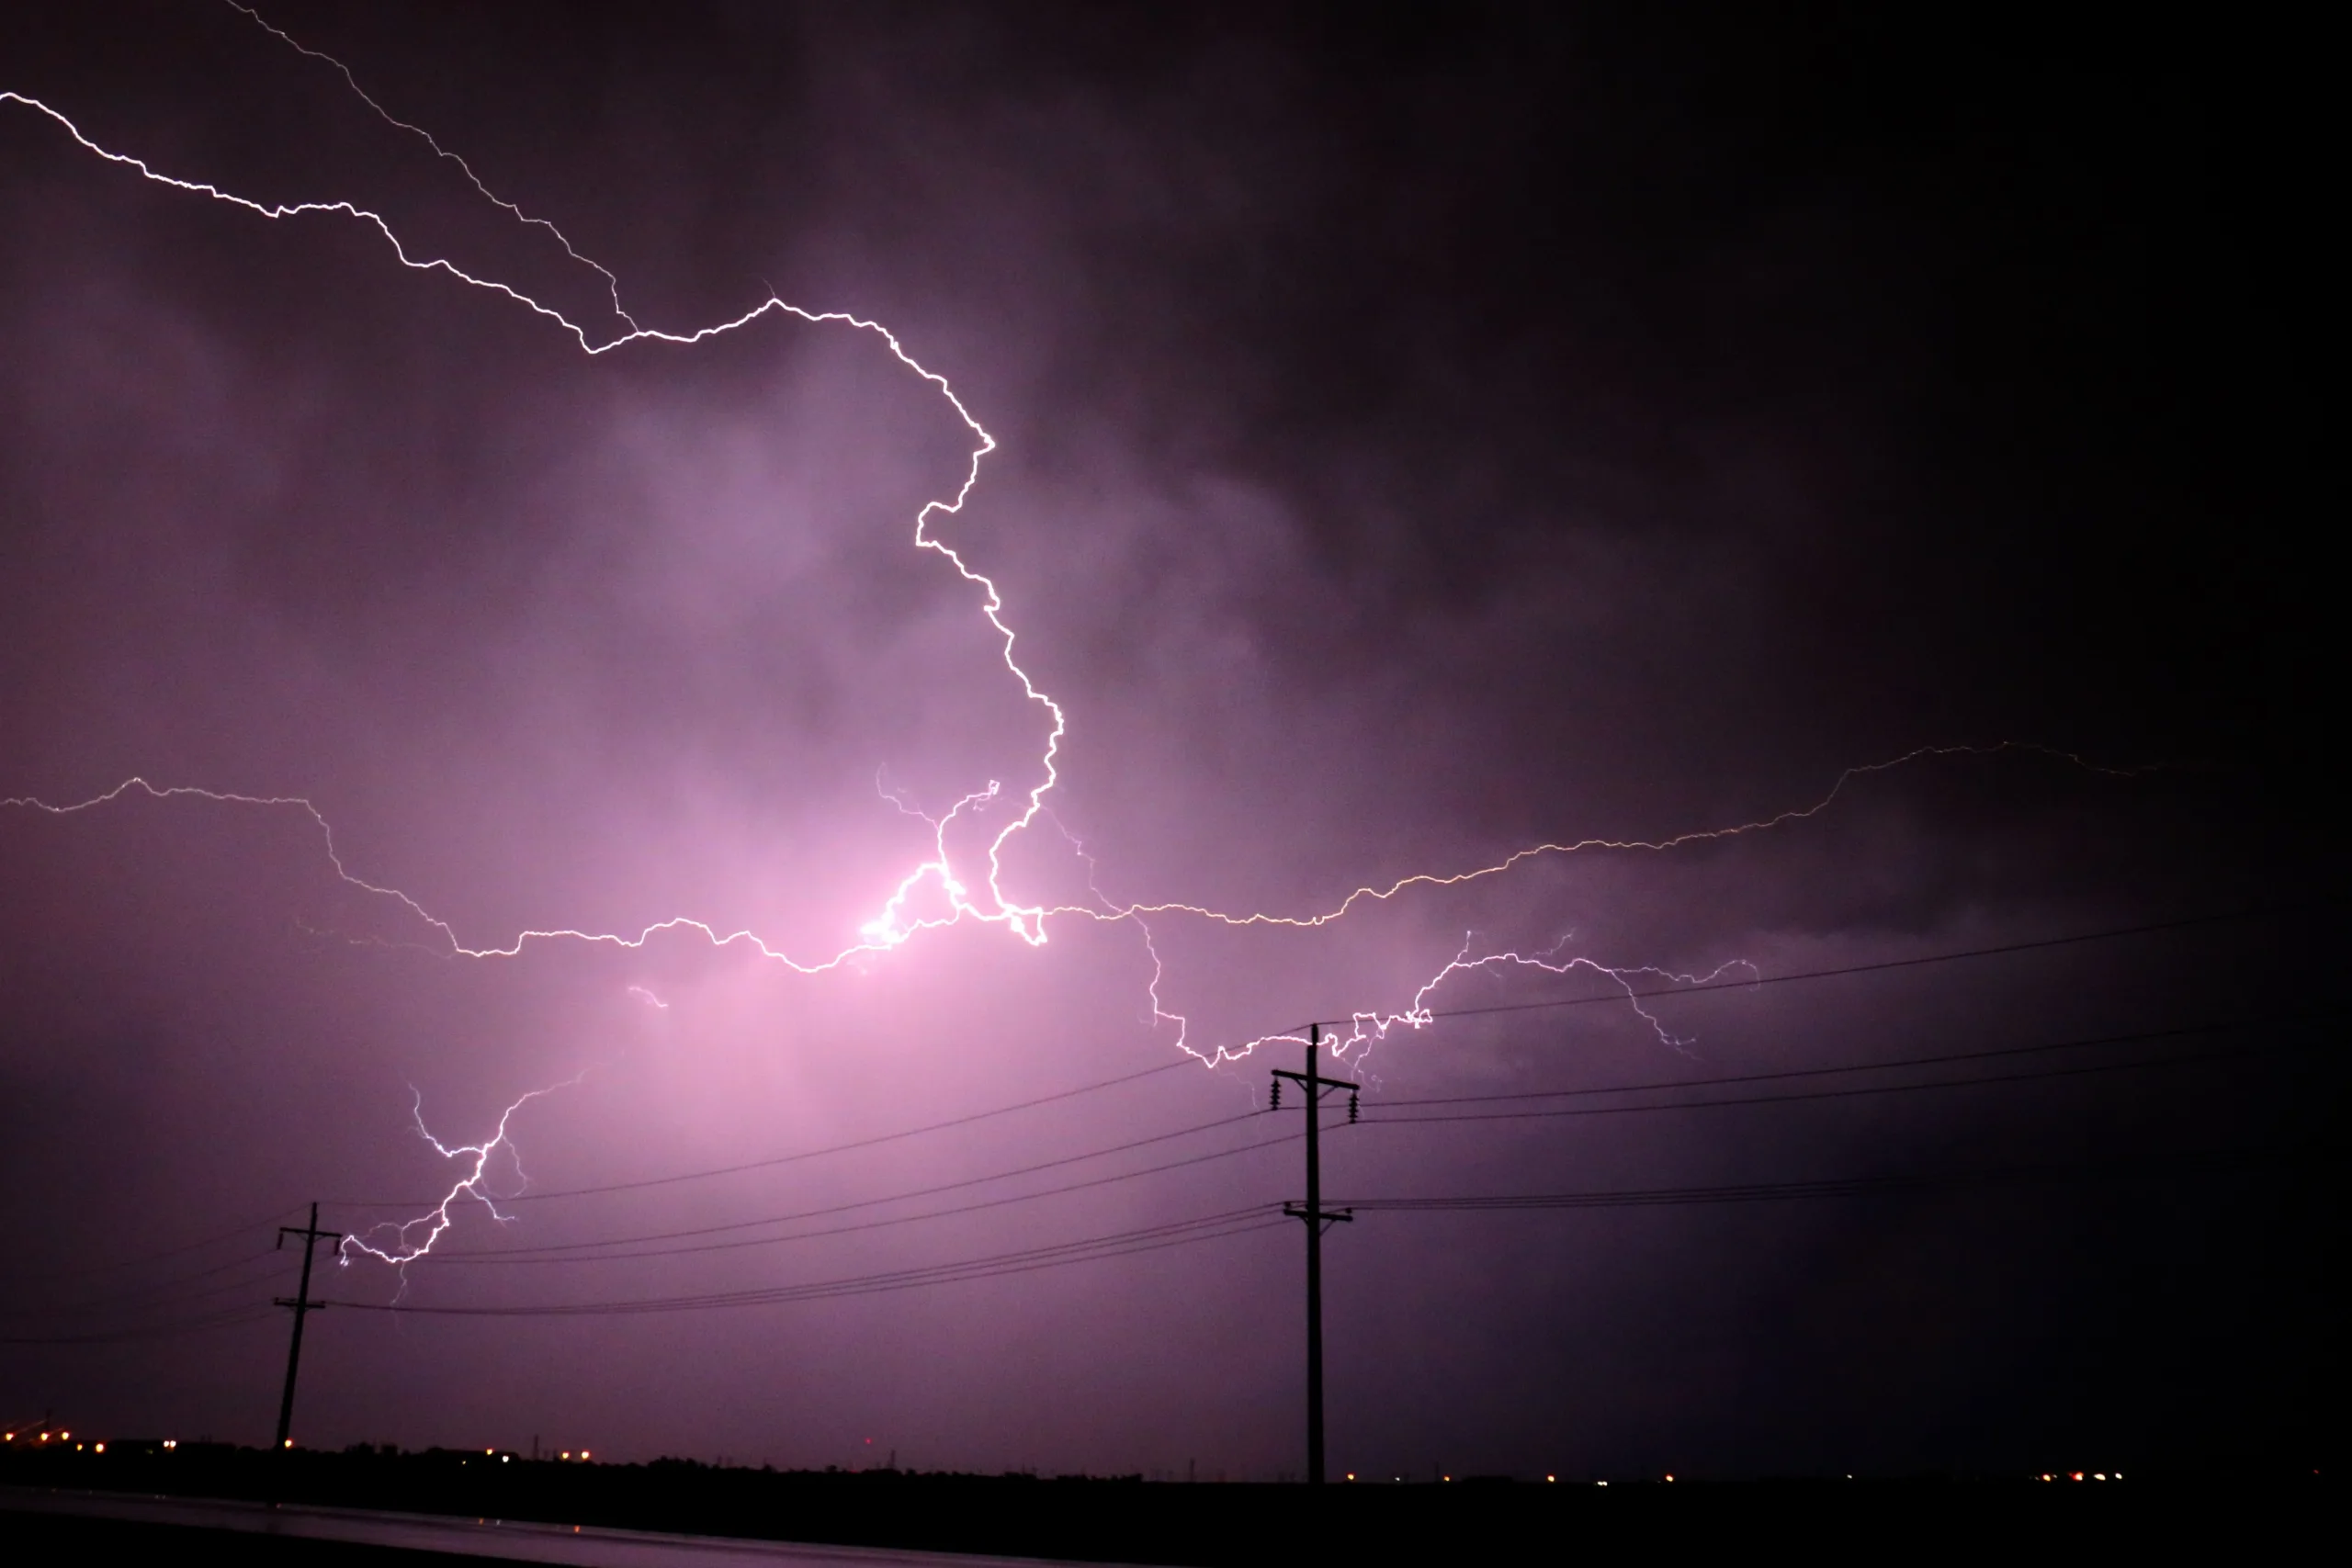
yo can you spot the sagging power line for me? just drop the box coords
[324,1207,1288,1318]
[332,906,2290,1214]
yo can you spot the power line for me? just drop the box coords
[1358,1035,2317,1126]
[314,1140,2284,1322]
[0,1249,295,1321]
[363,1110,1265,1261]
[355,1022,2307,1269]
[327,1208,1288,1318]
[1366,1018,2283,1109]
[1348,907,2300,1029]
[15,1203,305,1283]
[312,1134,2295,1324]
[337,909,2290,1215]
[423,1126,1309,1268]
[332,1057,1201,1210]
[0,1303,281,1347]
[1329,1147,2273,1212]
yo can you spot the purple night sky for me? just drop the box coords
[1,3,2328,1480]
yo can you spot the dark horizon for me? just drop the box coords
[1,2,2333,1485]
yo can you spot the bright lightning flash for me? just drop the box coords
[339,1079,579,1274]
[0,11,2132,1268]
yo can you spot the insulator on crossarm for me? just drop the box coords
[1349,1091,1359,1123]
[1270,1080,1281,1111]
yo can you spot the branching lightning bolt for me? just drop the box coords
[2,14,2143,1265]
[2,38,1062,973]
[338,1079,582,1281]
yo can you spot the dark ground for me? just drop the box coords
[2,1444,2331,1563]
[6,1509,484,1565]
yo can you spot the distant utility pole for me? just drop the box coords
[274,1203,342,1454]
[1271,1022,1356,1486]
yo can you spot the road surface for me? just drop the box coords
[1,1483,1142,1567]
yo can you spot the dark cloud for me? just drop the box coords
[1,2,2330,1480]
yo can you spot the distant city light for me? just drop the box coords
[164,1440,176,1450]
[1546,1474,1556,1483]
[94,1442,104,1453]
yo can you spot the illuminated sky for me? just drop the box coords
[0,3,2327,1478]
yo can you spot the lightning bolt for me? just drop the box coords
[1223,940,1761,1074]
[338,1079,581,1280]
[1,42,1056,971]
[1,15,2148,1264]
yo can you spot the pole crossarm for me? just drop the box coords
[1270,1067,1358,1092]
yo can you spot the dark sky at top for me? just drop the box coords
[0,2,2333,1479]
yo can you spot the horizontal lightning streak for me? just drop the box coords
[1,15,2161,1272]
[0,61,2137,1038]
[0,63,1054,981]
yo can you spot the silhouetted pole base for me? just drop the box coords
[274,1202,343,1461]
[1273,1022,1356,1484]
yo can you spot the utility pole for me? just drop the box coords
[1272,1022,1356,1485]
[274,1203,341,1454]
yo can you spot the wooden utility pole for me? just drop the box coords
[274,1203,341,1453]
[1272,1022,1355,1485]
